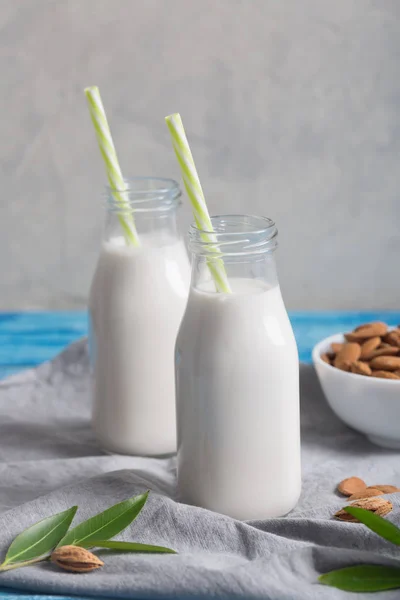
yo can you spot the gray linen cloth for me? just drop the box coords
[0,339,400,599]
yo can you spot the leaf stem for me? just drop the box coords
[0,556,48,572]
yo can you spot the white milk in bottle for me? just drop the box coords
[175,215,300,519]
[89,178,190,455]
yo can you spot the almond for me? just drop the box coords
[331,343,344,353]
[372,499,393,517]
[51,546,104,573]
[345,333,363,342]
[394,370,400,377]
[384,331,400,348]
[348,488,383,500]
[335,497,393,522]
[345,322,388,341]
[350,361,372,376]
[354,323,373,332]
[355,322,388,336]
[369,485,400,494]
[355,497,392,515]
[370,356,400,371]
[321,353,331,364]
[337,476,367,496]
[371,370,400,380]
[334,343,361,371]
[360,337,381,359]
[334,509,358,522]
[363,346,399,360]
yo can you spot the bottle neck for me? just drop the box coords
[188,215,279,292]
[102,177,182,247]
[190,252,278,292]
[104,210,180,246]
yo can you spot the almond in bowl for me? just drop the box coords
[312,323,400,449]
[322,322,400,379]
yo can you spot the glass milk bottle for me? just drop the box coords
[176,215,301,519]
[89,178,190,456]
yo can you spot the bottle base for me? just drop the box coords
[94,428,176,458]
[101,445,176,459]
[177,488,301,521]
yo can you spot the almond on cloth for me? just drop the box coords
[337,477,367,496]
[369,485,400,494]
[348,488,383,500]
[371,370,400,380]
[370,356,400,371]
[334,498,393,522]
[334,343,361,371]
[334,510,358,522]
[51,546,104,573]
[356,497,393,517]
[360,337,381,359]
[350,361,372,376]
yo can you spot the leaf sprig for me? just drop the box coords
[319,507,400,592]
[0,492,176,573]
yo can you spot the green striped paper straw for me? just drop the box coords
[165,113,231,294]
[84,86,140,247]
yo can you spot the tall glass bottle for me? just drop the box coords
[89,178,190,456]
[176,215,301,519]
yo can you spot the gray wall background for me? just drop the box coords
[0,0,399,310]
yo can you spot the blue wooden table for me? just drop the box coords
[1,310,400,600]
[2,311,400,379]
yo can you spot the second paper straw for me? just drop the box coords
[165,113,231,294]
[84,86,140,247]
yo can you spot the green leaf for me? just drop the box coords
[319,565,400,592]
[1,506,78,566]
[93,540,177,554]
[57,492,149,548]
[344,507,400,545]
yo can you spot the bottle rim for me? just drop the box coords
[105,177,181,214]
[188,214,278,257]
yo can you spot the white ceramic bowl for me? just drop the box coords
[313,333,400,449]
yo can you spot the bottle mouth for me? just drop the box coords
[189,215,278,257]
[105,177,181,214]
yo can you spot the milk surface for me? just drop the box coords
[176,278,301,519]
[89,234,190,455]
